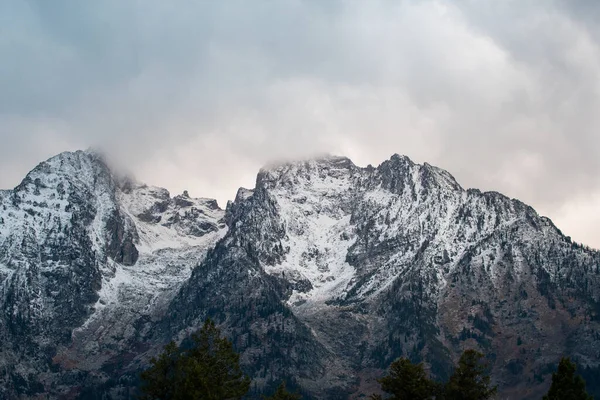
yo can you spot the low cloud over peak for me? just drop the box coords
[1,0,599,247]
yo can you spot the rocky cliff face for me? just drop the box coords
[1,151,599,399]
[0,151,226,398]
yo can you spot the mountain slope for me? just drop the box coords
[0,151,599,399]
[0,151,226,398]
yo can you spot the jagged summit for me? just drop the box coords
[257,154,357,190]
[260,153,355,172]
[256,152,466,197]
[227,152,558,309]
[13,149,107,190]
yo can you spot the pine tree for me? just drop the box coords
[138,341,180,400]
[375,357,436,400]
[264,381,302,400]
[445,349,497,400]
[139,319,250,400]
[543,357,593,400]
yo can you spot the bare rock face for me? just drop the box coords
[1,151,599,399]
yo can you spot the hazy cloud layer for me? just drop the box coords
[1,0,599,247]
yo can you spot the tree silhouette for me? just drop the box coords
[445,349,497,400]
[374,357,437,399]
[139,319,250,400]
[543,357,592,400]
[264,381,302,400]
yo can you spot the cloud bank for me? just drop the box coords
[1,0,599,247]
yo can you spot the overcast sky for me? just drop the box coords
[1,0,599,248]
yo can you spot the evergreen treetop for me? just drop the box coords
[444,349,497,400]
[376,357,437,400]
[264,381,302,400]
[543,357,593,400]
[139,318,250,400]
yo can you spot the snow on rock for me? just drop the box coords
[232,153,600,325]
[79,183,227,330]
[73,169,227,344]
[260,157,359,307]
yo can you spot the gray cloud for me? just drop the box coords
[1,0,599,247]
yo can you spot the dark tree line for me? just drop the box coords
[138,320,593,399]
[371,351,593,400]
[371,350,496,400]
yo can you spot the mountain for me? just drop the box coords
[1,150,599,399]
[0,151,226,398]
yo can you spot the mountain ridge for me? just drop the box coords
[1,150,599,399]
